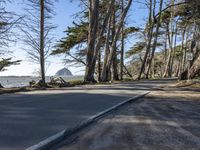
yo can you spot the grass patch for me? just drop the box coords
[68,80,86,86]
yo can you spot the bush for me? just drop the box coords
[69,80,86,86]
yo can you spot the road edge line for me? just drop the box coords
[26,91,150,150]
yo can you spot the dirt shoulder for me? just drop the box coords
[0,86,50,94]
[169,80,200,89]
[59,87,200,150]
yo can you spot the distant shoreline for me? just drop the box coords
[0,75,84,78]
[0,76,84,88]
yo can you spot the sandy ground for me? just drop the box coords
[59,87,200,150]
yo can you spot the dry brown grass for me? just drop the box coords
[171,80,200,88]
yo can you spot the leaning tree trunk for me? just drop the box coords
[84,0,99,82]
[188,53,200,79]
[182,29,200,79]
[163,23,173,77]
[101,0,132,82]
[146,0,163,79]
[138,0,154,80]
[85,0,114,82]
[111,6,119,81]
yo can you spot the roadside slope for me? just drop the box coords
[59,88,200,150]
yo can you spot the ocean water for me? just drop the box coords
[0,76,84,88]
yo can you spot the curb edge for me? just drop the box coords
[26,91,150,150]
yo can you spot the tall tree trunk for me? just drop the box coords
[146,0,163,79]
[189,53,200,78]
[175,58,181,77]
[168,0,175,77]
[120,0,124,81]
[84,0,99,82]
[40,0,45,84]
[178,28,186,78]
[163,23,172,77]
[183,26,200,79]
[97,49,101,82]
[85,0,114,82]
[138,0,154,80]
[164,30,168,64]
[111,5,119,81]
[163,0,175,77]
[101,17,111,82]
[170,22,178,76]
[101,0,132,82]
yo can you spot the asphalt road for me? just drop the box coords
[0,80,165,150]
[60,86,200,150]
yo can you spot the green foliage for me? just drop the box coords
[68,80,85,86]
[0,21,9,27]
[123,26,140,38]
[126,42,145,58]
[0,58,21,71]
[51,21,88,55]
[174,45,183,57]
[160,10,171,23]
[174,4,190,17]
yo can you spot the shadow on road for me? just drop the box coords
[59,88,200,150]
[0,92,134,150]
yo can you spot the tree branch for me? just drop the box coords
[155,2,189,17]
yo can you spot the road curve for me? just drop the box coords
[0,82,150,150]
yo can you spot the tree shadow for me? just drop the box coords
[60,93,200,150]
[0,92,136,150]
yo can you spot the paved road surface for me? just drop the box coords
[0,79,171,150]
[59,81,200,150]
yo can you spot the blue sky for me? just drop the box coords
[1,0,148,76]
